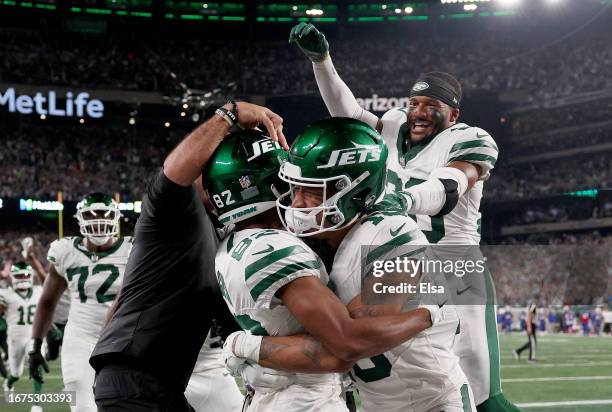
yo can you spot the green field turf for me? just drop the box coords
[1,333,611,411]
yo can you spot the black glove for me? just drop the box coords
[28,338,49,384]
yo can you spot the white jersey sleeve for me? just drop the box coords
[332,212,428,305]
[445,126,499,180]
[47,237,75,279]
[240,230,325,309]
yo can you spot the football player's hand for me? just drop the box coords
[223,331,263,368]
[28,338,49,384]
[225,102,288,150]
[289,23,329,62]
[239,363,296,394]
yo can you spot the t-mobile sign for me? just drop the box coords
[0,88,104,118]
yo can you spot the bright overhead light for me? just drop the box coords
[394,8,401,13]
[404,6,413,14]
[164,122,170,128]
[381,4,387,9]
[306,8,323,16]
[464,4,477,10]
[129,118,136,125]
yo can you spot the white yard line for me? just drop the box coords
[503,361,612,369]
[517,399,612,408]
[504,376,612,383]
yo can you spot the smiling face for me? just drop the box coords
[408,96,460,143]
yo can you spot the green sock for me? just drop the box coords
[6,374,19,388]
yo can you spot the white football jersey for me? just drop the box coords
[0,286,43,340]
[381,108,499,245]
[216,229,327,337]
[47,236,133,340]
[217,228,345,391]
[332,213,467,411]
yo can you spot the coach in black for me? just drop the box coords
[88,101,286,411]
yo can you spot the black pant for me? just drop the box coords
[516,322,537,360]
[94,364,194,412]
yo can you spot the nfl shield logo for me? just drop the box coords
[239,176,251,189]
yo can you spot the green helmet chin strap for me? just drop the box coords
[276,117,388,237]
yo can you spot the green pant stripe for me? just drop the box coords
[483,267,502,397]
[461,383,473,412]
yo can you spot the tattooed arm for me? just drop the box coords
[257,334,353,373]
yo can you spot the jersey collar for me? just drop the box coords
[15,287,33,300]
[74,237,124,261]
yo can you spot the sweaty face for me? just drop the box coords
[408,96,454,143]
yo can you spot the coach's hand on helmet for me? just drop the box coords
[27,338,49,384]
[289,22,329,62]
[222,102,288,150]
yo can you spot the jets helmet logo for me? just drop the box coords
[239,176,251,189]
[248,138,281,162]
[317,143,381,169]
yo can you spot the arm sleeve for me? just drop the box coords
[145,167,199,219]
[313,57,379,129]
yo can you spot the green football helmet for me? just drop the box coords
[202,129,288,232]
[277,117,388,236]
[75,192,121,246]
[10,261,33,290]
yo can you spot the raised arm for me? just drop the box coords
[164,102,287,187]
[289,23,381,131]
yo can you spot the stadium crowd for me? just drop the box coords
[1,23,611,99]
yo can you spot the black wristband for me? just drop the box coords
[215,107,237,126]
[229,98,238,121]
[31,337,43,352]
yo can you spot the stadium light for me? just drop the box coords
[40,114,46,120]
[202,3,208,8]
[394,8,402,13]
[381,4,387,10]
[180,111,186,117]
[164,121,171,127]
[79,118,85,124]
[129,117,136,125]
[404,7,414,14]
[306,9,323,16]
[292,5,297,11]
[464,4,477,10]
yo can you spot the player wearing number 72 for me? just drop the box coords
[29,192,132,412]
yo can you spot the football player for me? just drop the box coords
[184,324,244,412]
[0,262,44,412]
[289,23,519,412]
[226,118,475,412]
[204,128,437,411]
[28,193,133,412]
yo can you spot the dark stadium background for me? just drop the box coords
[1,1,612,410]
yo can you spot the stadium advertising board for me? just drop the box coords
[0,87,104,118]
[356,94,409,113]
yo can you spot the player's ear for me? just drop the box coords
[450,107,460,123]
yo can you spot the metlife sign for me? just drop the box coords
[0,87,104,118]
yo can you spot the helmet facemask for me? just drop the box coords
[277,161,371,237]
[75,201,120,246]
[10,263,33,290]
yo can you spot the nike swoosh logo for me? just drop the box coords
[476,133,490,139]
[253,244,274,255]
[390,223,406,237]
[456,286,471,295]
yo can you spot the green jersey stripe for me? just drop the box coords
[245,244,308,281]
[250,260,321,301]
[235,314,268,336]
[448,153,497,167]
[365,229,423,265]
[450,139,498,154]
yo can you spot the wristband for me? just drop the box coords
[215,107,237,126]
[29,337,43,353]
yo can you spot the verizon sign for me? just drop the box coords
[356,94,409,113]
[0,88,104,118]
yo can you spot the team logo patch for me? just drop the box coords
[412,81,429,92]
[239,176,251,189]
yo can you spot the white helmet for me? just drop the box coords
[10,262,33,290]
[75,192,120,246]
